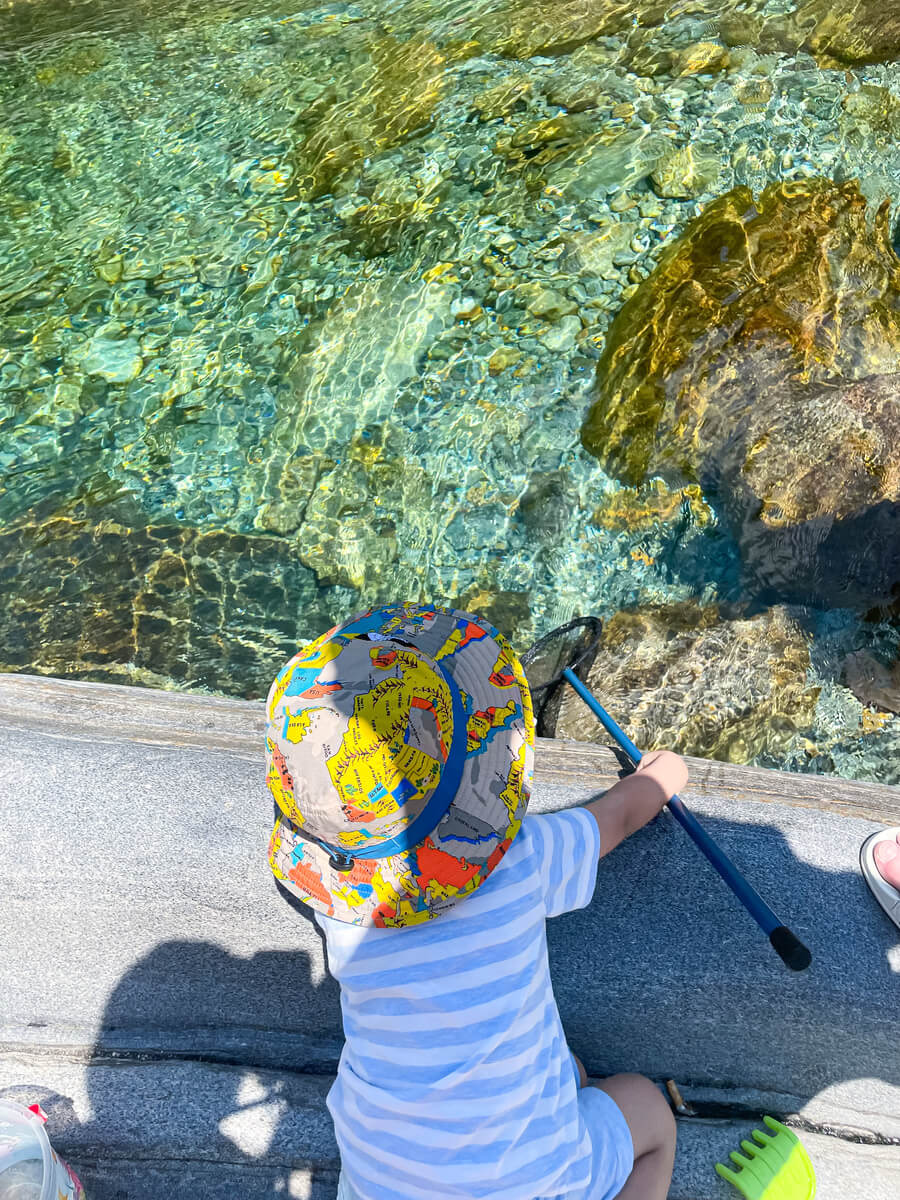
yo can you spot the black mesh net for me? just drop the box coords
[520,616,604,738]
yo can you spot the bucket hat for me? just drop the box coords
[266,602,535,928]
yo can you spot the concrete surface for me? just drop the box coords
[1,674,898,1198]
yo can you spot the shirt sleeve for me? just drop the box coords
[525,807,602,919]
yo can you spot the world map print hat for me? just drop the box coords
[266,602,535,928]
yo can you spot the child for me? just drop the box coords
[267,603,684,1200]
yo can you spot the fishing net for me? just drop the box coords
[520,616,604,738]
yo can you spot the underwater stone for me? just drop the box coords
[522,286,578,320]
[462,0,670,60]
[294,430,432,596]
[290,34,451,199]
[676,41,731,75]
[840,85,900,149]
[255,454,327,537]
[543,129,669,201]
[581,178,900,610]
[471,74,534,121]
[590,481,713,533]
[33,39,111,86]
[716,12,766,49]
[76,335,143,383]
[543,44,637,112]
[792,1,900,66]
[609,192,638,213]
[496,113,601,194]
[650,143,721,199]
[0,499,320,696]
[280,273,452,444]
[717,2,900,66]
[842,650,900,715]
[735,77,774,110]
[539,315,581,352]
[488,345,522,375]
[515,470,578,539]
[564,223,640,279]
[552,602,820,763]
[451,295,483,321]
[453,585,532,643]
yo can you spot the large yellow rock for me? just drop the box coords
[581,179,900,609]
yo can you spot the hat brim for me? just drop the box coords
[268,602,534,928]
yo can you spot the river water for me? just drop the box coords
[1,0,898,782]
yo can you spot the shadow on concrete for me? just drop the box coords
[49,811,900,1198]
[72,931,341,1199]
[551,808,899,1097]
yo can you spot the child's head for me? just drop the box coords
[265,602,534,928]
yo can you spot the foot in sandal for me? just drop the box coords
[874,832,900,891]
[860,827,900,930]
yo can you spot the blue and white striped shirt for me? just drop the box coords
[316,807,602,1199]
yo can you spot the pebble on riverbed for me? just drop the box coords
[74,334,144,384]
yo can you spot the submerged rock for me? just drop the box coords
[33,39,111,86]
[274,271,452,453]
[676,41,731,76]
[488,345,522,375]
[840,85,900,150]
[581,179,900,609]
[539,315,581,352]
[471,75,534,121]
[650,142,722,199]
[520,285,578,321]
[841,650,900,714]
[551,602,820,763]
[564,223,640,279]
[792,1,900,66]
[258,422,432,597]
[590,481,713,533]
[453,585,532,643]
[461,0,670,60]
[709,2,900,65]
[0,496,323,696]
[291,34,450,199]
[75,334,143,383]
[543,128,669,201]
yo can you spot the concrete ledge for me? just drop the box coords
[2,671,898,822]
[1,674,899,1199]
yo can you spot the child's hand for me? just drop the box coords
[586,748,688,858]
[634,749,688,801]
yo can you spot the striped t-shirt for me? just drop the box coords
[315,806,602,1200]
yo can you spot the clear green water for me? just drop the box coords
[1,0,899,783]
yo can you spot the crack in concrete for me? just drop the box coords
[677,1103,900,1147]
[8,1042,898,1149]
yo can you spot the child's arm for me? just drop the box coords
[585,750,688,860]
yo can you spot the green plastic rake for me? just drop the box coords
[715,1116,816,1200]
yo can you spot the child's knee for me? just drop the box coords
[594,1073,676,1156]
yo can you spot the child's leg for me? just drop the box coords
[572,1051,589,1088]
[591,1074,676,1200]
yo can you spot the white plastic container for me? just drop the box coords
[0,1100,85,1200]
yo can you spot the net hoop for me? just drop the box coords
[521,616,604,694]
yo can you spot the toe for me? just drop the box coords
[873,838,900,891]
